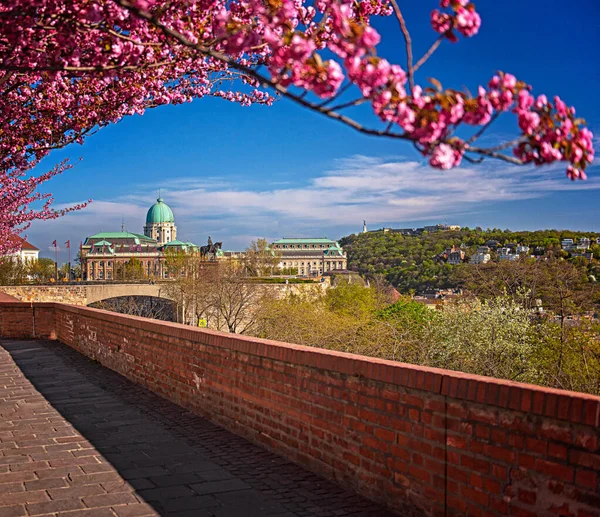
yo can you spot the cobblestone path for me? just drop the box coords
[0,339,396,517]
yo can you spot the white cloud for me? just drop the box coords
[26,154,600,262]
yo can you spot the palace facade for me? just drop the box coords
[271,238,347,276]
[81,197,199,281]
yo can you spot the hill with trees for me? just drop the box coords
[340,228,600,293]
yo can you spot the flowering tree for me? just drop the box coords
[0,162,88,254]
[0,0,595,250]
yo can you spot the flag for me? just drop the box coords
[51,240,57,248]
[65,240,70,249]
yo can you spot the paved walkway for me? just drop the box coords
[0,339,396,517]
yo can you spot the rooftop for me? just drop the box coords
[85,231,155,241]
[273,238,338,244]
[9,235,39,251]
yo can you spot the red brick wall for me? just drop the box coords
[0,300,56,339]
[2,300,599,517]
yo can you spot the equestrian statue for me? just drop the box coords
[199,236,222,260]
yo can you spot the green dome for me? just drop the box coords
[146,197,174,224]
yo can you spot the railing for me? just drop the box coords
[1,299,599,517]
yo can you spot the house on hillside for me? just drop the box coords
[447,246,465,265]
[485,239,500,248]
[498,247,519,261]
[470,251,491,264]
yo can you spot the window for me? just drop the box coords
[107,261,112,267]
[99,261,104,267]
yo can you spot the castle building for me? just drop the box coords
[271,238,347,276]
[81,197,199,281]
[144,197,177,244]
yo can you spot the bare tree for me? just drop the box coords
[244,238,281,277]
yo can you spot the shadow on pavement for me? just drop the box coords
[1,339,396,517]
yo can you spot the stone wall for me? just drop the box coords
[0,281,327,307]
[0,285,89,305]
[1,300,599,517]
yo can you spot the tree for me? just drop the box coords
[424,296,539,382]
[0,162,88,255]
[244,239,281,277]
[1,1,594,255]
[0,258,28,285]
[115,258,145,280]
[27,258,56,283]
[203,262,267,334]
[163,250,216,324]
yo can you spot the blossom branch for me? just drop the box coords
[389,0,414,93]
[413,36,443,72]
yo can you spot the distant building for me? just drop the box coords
[424,224,453,233]
[446,246,465,265]
[81,197,200,281]
[516,245,530,254]
[8,236,39,263]
[470,252,491,265]
[561,238,574,251]
[498,247,519,261]
[485,240,500,248]
[571,251,593,261]
[477,246,490,254]
[271,238,347,276]
[362,220,368,233]
[576,238,591,250]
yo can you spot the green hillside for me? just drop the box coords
[340,228,600,292]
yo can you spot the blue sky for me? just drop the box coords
[27,0,600,262]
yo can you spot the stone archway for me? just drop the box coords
[88,295,176,322]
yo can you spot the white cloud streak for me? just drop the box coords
[26,155,600,261]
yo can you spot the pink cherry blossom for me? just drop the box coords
[0,0,594,251]
[429,143,464,169]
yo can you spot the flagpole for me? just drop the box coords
[55,243,58,282]
[68,242,71,282]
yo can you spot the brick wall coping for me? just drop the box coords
[2,300,599,427]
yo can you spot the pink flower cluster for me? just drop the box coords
[429,142,464,169]
[431,0,481,41]
[0,0,595,250]
[0,161,89,255]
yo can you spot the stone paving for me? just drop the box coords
[0,339,396,517]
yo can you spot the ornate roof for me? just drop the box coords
[324,246,345,257]
[84,232,156,247]
[146,197,174,224]
[272,238,337,244]
[162,239,198,250]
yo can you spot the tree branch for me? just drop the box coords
[413,36,443,72]
[466,111,500,144]
[389,0,414,93]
